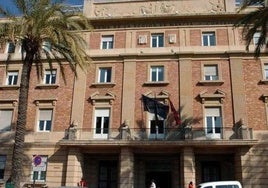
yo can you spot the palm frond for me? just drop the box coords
[235,0,268,57]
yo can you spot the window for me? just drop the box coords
[235,0,242,6]
[94,109,110,139]
[6,42,15,53]
[149,112,165,139]
[0,109,13,131]
[42,41,51,52]
[38,109,53,132]
[150,66,164,82]
[151,33,164,48]
[101,36,114,49]
[264,64,268,80]
[0,155,6,179]
[202,32,216,46]
[98,67,112,83]
[253,32,260,45]
[43,70,56,84]
[204,65,218,81]
[6,71,18,86]
[205,107,222,139]
[31,155,47,182]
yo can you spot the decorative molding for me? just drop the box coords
[168,34,176,44]
[143,90,169,104]
[138,35,147,44]
[90,91,116,105]
[199,89,225,104]
[262,94,268,103]
[0,99,18,107]
[93,0,225,18]
[34,98,57,106]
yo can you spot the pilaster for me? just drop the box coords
[121,58,136,129]
[179,58,193,118]
[71,66,87,129]
[229,57,248,125]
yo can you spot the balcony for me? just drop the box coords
[63,126,253,141]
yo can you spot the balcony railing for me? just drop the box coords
[64,126,253,141]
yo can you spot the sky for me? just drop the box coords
[0,0,84,15]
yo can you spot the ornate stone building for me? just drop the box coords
[0,0,267,188]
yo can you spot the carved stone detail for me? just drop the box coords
[92,0,226,18]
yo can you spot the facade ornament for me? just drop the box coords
[140,3,153,15]
[160,3,175,14]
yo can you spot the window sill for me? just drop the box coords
[35,84,59,89]
[198,80,224,86]
[0,85,20,90]
[260,80,268,85]
[91,82,116,88]
[143,81,169,86]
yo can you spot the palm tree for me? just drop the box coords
[235,0,268,57]
[0,0,91,187]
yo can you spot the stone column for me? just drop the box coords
[181,147,195,188]
[119,147,134,188]
[65,148,83,186]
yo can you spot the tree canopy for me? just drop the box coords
[235,0,268,57]
[0,1,91,187]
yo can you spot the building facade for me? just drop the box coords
[0,0,267,188]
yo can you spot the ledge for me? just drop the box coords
[198,80,224,86]
[91,82,116,88]
[143,81,169,86]
[35,84,59,89]
[259,80,268,85]
[0,85,20,90]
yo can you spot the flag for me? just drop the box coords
[142,95,169,119]
[168,98,181,125]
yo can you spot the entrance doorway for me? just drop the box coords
[146,171,172,188]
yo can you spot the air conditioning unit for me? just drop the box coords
[138,35,147,44]
[168,34,176,44]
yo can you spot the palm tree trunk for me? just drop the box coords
[12,53,33,188]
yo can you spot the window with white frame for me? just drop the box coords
[253,32,261,45]
[6,71,19,86]
[0,109,13,131]
[43,69,56,84]
[150,66,164,82]
[263,63,268,80]
[31,155,47,182]
[264,64,268,80]
[38,109,53,132]
[151,33,164,48]
[101,35,114,49]
[204,65,219,81]
[98,67,112,83]
[0,155,6,179]
[94,109,110,139]
[202,32,216,46]
[149,112,165,139]
[6,42,15,53]
[205,107,222,139]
